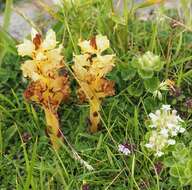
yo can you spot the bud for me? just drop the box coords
[133,51,164,78]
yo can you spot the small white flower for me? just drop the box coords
[167,139,176,145]
[167,123,174,129]
[145,143,154,148]
[155,110,161,116]
[172,110,177,115]
[161,104,171,111]
[175,126,180,131]
[118,144,131,155]
[179,127,185,133]
[177,116,183,122]
[160,128,168,137]
[171,130,178,137]
[155,151,164,157]
[149,113,158,122]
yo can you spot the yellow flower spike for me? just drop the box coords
[73,35,116,133]
[18,28,70,149]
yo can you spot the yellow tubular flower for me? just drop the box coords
[73,35,116,133]
[17,28,70,149]
[78,35,110,55]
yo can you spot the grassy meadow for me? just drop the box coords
[0,0,192,189]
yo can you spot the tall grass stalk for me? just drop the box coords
[3,0,13,31]
[0,0,12,65]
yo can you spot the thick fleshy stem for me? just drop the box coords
[44,108,63,149]
[89,98,101,133]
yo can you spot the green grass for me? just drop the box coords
[0,0,192,189]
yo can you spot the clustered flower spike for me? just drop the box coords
[145,105,185,157]
[72,35,116,133]
[17,28,70,149]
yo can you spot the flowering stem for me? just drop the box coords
[44,108,63,150]
[89,98,101,133]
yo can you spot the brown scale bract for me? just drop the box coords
[33,33,42,50]
[24,76,70,112]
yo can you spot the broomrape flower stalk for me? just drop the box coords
[145,105,185,157]
[72,35,116,133]
[17,28,70,149]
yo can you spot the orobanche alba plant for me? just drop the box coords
[17,28,70,149]
[72,35,116,133]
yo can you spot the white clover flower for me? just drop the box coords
[149,113,158,123]
[118,144,131,155]
[167,139,176,145]
[145,105,186,157]
[155,110,161,116]
[179,127,185,133]
[155,151,164,157]
[160,128,169,137]
[161,104,171,111]
[171,130,177,137]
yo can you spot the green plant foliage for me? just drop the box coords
[119,63,136,81]
[144,77,160,93]
[0,0,192,189]
[164,143,192,186]
[128,81,143,97]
